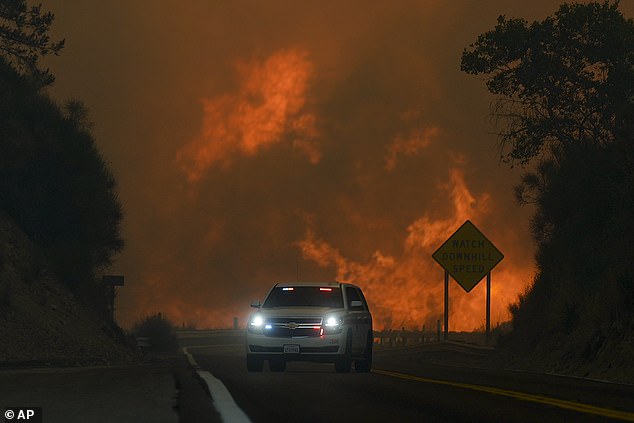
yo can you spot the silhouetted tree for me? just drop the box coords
[0,57,123,298]
[64,99,94,133]
[0,0,64,86]
[461,0,633,166]
[462,2,634,377]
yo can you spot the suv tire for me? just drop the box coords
[246,354,264,372]
[335,331,353,373]
[354,330,373,373]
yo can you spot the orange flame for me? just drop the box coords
[177,49,319,181]
[385,126,439,171]
[297,168,533,331]
[123,167,532,331]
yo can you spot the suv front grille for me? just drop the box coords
[265,317,323,338]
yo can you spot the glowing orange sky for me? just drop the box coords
[40,1,631,330]
[177,49,318,181]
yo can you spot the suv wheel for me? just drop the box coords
[335,331,353,373]
[354,330,373,373]
[246,354,263,372]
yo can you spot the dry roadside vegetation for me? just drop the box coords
[0,210,135,365]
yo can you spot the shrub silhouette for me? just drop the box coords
[132,313,179,353]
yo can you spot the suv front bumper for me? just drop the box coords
[246,331,347,361]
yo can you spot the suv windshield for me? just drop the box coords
[263,286,344,308]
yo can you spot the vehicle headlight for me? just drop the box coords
[323,315,343,334]
[248,314,265,333]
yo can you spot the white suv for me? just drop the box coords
[246,282,373,373]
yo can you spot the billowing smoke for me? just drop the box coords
[39,1,610,330]
[178,49,319,181]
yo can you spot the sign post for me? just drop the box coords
[102,275,124,323]
[444,270,449,341]
[432,220,503,344]
[486,272,491,344]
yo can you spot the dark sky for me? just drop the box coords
[40,1,634,330]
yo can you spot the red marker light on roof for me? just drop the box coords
[319,288,332,292]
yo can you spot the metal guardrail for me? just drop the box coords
[174,329,243,339]
[173,328,492,348]
[373,331,430,347]
[373,330,493,348]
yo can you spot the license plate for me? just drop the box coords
[283,344,300,353]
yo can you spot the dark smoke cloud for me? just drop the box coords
[40,1,634,329]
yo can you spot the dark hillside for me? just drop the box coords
[0,209,134,364]
[503,139,634,383]
[0,23,127,362]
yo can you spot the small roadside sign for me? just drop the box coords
[432,220,503,292]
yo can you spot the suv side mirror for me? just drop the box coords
[350,300,363,310]
[250,300,261,308]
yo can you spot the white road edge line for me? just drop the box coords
[183,346,252,423]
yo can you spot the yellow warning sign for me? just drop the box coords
[432,220,503,292]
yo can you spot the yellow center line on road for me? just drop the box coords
[373,369,634,422]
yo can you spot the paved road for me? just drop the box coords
[0,363,179,423]
[185,333,634,423]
